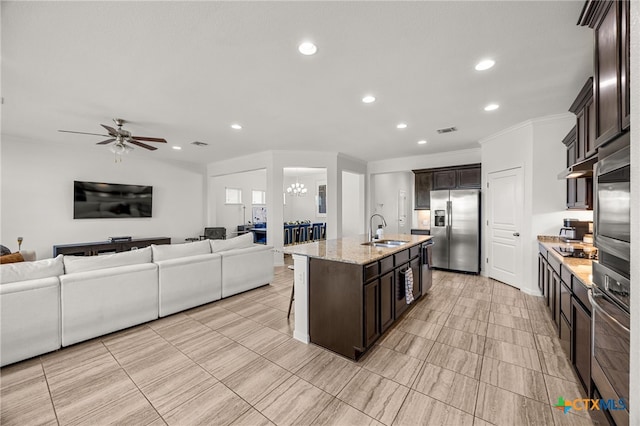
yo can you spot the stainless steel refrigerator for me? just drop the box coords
[430,189,480,273]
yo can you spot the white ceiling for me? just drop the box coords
[1,1,593,165]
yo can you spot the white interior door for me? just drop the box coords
[487,167,523,288]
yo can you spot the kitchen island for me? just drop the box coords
[284,234,432,360]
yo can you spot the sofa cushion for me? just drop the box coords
[0,253,25,265]
[210,232,255,253]
[0,255,64,284]
[151,240,211,261]
[63,247,152,274]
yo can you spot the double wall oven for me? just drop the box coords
[591,134,630,426]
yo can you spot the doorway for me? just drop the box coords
[341,171,365,237]
[486,167,524,288]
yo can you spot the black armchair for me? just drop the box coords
[200,227,226,240]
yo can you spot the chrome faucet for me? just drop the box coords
[369,214,387,241]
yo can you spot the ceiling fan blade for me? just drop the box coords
[101,124,119,136]
[127,139,157,150]
[58,130,111,137]
[96,138,116,145]
[131,136,167,143]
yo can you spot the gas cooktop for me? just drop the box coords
[552,246,598,259]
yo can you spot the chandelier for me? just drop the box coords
[287,181,308,196]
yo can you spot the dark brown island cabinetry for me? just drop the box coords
[538,244,592,395]
[578,0,631,147]
[309,243,427,360]
[53,237,171,257]
[413,164,481,210]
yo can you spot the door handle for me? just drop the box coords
[513,232,520,237]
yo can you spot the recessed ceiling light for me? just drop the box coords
[231,123,242,130]
[397,123,408,129]
[298,41,318,56]
[417,140,427,145]
[362,95,376,104]
[475,59,495,71]
[172,146,182,150]
[484,103,500,111]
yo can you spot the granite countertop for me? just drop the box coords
[284,233,431,265]
[537,238,595,287]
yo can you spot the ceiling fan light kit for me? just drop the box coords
[58,118,167,162]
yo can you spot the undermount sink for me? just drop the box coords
[361,239,409,248]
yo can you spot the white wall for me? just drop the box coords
[1,139,206,259]
[370,172,413,235]
[210,169,266,238]
[341,171,365,237]
[283,172,326,223]
[480,114,592,295]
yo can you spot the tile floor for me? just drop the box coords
[0,265,601,425]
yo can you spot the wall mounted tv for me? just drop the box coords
[74,181,153,219]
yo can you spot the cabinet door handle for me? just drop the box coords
[513,232,520,237]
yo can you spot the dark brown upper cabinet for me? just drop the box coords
[579,0,630,148]
[562,126,592,210]
[569,78,596,161]
[413,164,481,210]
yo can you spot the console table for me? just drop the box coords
[53,237,171,257]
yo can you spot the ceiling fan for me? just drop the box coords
[58,118,167,156]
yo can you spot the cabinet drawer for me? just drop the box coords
[547,255,561,275]
[409,245,421,259]
[572,278,591,312]
[560,266,573,290]
[364,262,379,283]
[538,245,548,259]
[394,249,409,266]
[380,256,394,274]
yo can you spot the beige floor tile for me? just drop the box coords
[490,294,527,309]
[479,357,547,402]
[296,351,360,396]
[171,327,234,362]
[539,350,579,381]
[362,345,423,387]
[531,316,558,336]
[138,363,218,415]
[528,307,552,322]
[222,357,291,404]
[148,312,190,331]
[263,338,323,373]
[231,301,274,318]
[377,329,435,360]
[483,338,542,372]
[337,369,409,425]
[397,317,443,340]
[485,323,536,349]
[436,326,485,354]
[199,341,261,380]
[444,314,488,336]
[488,311,532,332]
[248,305,289,325]
[261,293,291,312]
[65,388,160,426]
[255,376,334,426]
[0,357,44,389]
[393,390,474,426]
[312,398,381,425]
[44,350,123,394]
[41,339,112,378]
[417,296,456,314]
[218,317,264,341]
[412,363,479,414]
[463,290,493,302]
[163,381,251,426]
[457,296,491,311]
[534,333,565,354]
[263,315,295,336]
[407,306,450,325]
[472,417,495,426]
[118,345,195,388]
[450,304,490,322]
[198,309,244,330]
[185,303,230,324]
[490,302,530,319]
[544,374,590,417]
[236,325,290,355]
[551,410,599,426]
[101,324,163,355]
[0,376,58,426]
[151,317,212,346]
[230,407,274,426]
[475,382,554,426]
[425,342,481,379]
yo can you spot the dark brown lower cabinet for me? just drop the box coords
[364,280,380,348]
[380,271,394,332]
[572,296,592,394]
[395,264,410,319]
[410,257,421,300]
[538,254,547,296]
[549,268,561,329]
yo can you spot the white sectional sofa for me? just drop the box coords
[0,256,64,367]
[0,233,273,367]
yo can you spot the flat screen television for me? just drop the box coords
[74,181,153,219]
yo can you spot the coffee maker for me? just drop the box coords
[559,218,591,242]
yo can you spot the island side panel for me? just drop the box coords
[292,254,310,343]
[309,258,363,360]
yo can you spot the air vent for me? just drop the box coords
[191,141,209,147]
[436,126,458,134]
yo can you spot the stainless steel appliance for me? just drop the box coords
[429,189,480,273]
[552,245,597,259]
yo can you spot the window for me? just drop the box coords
[225,187,242,204]
[252,190,266,205]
